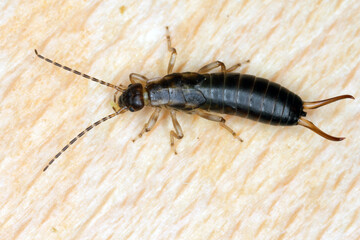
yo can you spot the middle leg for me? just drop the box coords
[198,61,226,74]
[166,26,177,74]
[169,110,184,154]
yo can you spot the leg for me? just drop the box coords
[227,60,250,72]
[169,110,184,154]
[130,73,148,84]
[133,108,161,142]
[166,26,177,74]
[198,60,250,74]
[198,61,226,74]
[194,110,243,142]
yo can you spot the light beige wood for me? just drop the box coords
[1,1,359,239]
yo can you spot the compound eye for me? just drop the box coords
[128,107,135,112]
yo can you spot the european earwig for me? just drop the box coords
[35,27,354,172]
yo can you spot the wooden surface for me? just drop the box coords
[1,1,359,239]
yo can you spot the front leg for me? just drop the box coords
[130,73,148,84]
[133,108,161,142]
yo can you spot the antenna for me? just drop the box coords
[34,49,126,92]
[43,107,127,171]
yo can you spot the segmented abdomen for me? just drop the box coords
[196,73,304,125]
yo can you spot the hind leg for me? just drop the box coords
[198,60,250,74]
[194,110,243,142]
[226,60,250,72]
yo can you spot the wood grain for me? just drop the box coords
[0,1,359,239]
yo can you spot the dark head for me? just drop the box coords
[118,83,145,112]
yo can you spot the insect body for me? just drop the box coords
[145,72,305,125]
[35,27,354,171]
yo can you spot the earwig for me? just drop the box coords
[35,27,354,171]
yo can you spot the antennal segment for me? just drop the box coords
[34,49,126,92]
[43,107,127,172]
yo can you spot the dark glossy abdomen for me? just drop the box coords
[196,73,304,125]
